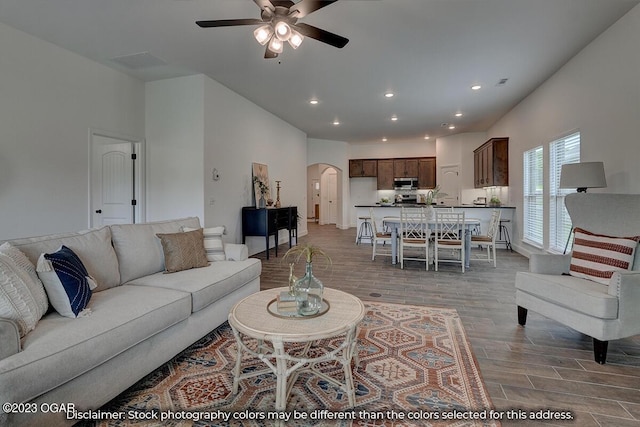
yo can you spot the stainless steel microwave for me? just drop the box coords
[393,177,418,190]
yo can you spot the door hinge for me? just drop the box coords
[131,199,137,206]
[131,153,137,160]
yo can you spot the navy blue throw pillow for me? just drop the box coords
[37,245,96,318]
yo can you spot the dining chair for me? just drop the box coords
[369,208,394,261]
[399,207,431,270]
[470,209,501,267]
[434,211,465,273]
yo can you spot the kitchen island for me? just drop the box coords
[355,205,515,249]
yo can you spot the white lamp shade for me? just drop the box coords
[560,162,607,191]
[274,21,291,41]
[253,25,273,45]
[268,37,284,53]
[288,29,304,49]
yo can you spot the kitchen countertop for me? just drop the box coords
[355,204,515,209]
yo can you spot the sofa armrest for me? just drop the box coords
[0,318,21,360]
[529,253,571,275]
[224,244,248,261]
[610,271,640,335]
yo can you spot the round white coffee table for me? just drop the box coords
[228,287,365,411]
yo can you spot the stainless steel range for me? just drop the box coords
[395,194,417,204]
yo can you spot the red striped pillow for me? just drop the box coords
[569,227,639,285]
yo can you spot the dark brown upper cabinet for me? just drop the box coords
[349,159,377,177]
[376,159,394,189]
[473,137,509,188]
[393,158,419,178]
[418,157,437,189]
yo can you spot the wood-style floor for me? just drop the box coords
[255,222,640,426]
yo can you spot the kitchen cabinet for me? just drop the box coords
[418,157,436,189]
[474,137,509,188]
[376,159,394,190]
[393,158,419,178]
[349,159,377,177]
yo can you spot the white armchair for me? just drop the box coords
[515,193,640,364]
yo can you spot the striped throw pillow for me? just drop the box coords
[182,226,226,261]
[569,227,639,285]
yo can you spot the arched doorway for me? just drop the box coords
[307,163,343,227]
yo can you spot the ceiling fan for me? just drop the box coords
[196,0,349,58]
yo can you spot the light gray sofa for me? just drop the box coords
[0,217,261,427]
[515,193,640,364]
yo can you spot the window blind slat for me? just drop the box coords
[549,132,580,252]
[523,146,544,246]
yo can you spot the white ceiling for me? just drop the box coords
[1,0,638,143]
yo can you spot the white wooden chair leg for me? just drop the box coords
[492,244,497,267]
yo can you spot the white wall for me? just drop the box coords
[349,138,436,159]
[488,4,640,255]
[0,22,145,240]
[202,76,308,254]
[145,75,205,223]
[145,74,308,256]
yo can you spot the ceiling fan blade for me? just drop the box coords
[290,0,339,18]
[196,18,264,28]
[264,46,279,59]
[294,22,349,48]
[253,0,275,12]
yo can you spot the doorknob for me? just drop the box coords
[95,209,102,214]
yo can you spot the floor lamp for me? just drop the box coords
[559,161,607,253]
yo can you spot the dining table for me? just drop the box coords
[382,216,481,268]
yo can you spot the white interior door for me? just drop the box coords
[327,171,337,224]
[90,133,140,227]
[440,165,460,206]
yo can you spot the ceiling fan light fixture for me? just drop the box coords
[274,20,292,41]
[268,36,284,54]
[288,29,304,49]
[253,25,273,45]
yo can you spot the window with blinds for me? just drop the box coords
[549,132,580,252]
[523,146,544,247]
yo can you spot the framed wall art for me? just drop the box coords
[252,162,270,208]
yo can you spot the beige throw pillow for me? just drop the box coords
[0,243,49,336]
[156,229,209,273]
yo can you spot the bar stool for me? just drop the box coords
[356,216,374,245]
[496,219,513,251]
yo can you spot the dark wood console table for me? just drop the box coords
[242,206,298,259]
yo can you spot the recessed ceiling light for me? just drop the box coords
[455,112,463,117]
[448,125,456,129]
[333,120,340,126]
[424,135,430,140]
[391,115,398,121]
[382,137,388,142]
[384,92,394,98]
[471,85,482,91]
[309,99,319,105]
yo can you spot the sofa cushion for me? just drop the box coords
[9,227,120,292]
[570,227,639,285]
[183,226,226,261]
[0,243,48,337]
[36,246,97,318]
[110,217,201,284]
[516,271,618,319]
[156,229,209,273]
[0,285,191,405]
[126,258,261,313]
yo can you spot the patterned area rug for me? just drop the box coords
[91,302,497,427]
